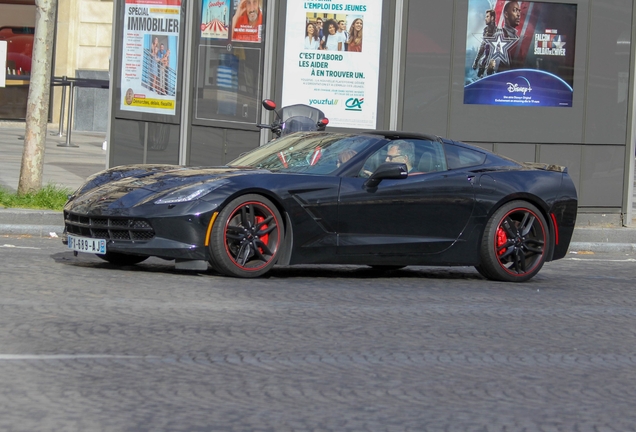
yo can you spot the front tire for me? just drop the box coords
[476,201,549,282]
[209,194,284,278]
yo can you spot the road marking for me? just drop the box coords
[566,258,636,262]
[0,354,156,360]
[0,244,41,250]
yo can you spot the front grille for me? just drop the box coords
[64,212,155,242]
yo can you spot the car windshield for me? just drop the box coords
[228,132,382,174]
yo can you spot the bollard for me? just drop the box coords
[51,76,68,137]
[57,81,79,148]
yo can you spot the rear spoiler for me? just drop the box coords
[523,162,568,173]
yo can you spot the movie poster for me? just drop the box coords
[464,0,577,107]
[120,0,181,115]
[201,0,231,39]
[281,0,383,129]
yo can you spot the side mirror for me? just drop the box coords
[317,118,329,131]
[364,162,408,189]
[262,99,276,111]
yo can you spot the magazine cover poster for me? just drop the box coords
[231,0,264,43]
[201,0,230,39]
[464,0,577,107]
[120,0,181,115]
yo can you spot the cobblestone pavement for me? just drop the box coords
[1,236,635,431]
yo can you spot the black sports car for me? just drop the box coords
[63,131,578,282]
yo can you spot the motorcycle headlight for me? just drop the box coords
[154,180,229,205]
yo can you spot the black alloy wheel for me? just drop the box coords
[209,194,283,278]
[476,200,548,282]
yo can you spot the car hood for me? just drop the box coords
[67,165,266,213]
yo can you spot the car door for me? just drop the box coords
[336,139,475,256]
[278,175,342,262]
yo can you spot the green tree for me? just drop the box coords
[18,0,58,195]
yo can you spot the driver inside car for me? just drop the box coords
[360,140,417,177]
[384,140,415,172]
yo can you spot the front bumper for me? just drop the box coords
[62,206,216,261]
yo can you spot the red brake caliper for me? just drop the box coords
[496,227,507,256]
[255,216,269,252]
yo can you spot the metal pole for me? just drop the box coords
[177,0,195,165]
[259,0,277,147]
[389,0,405,130]
[143,122,148,164]
[51,76,67,137]
[622,3,636,226]
[58,81,79,147]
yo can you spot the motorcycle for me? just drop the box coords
[257,99,329,139]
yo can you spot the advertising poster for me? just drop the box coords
[464,0,577,107]
[0,41,6,87]
[120,0,181,115]
[201,0,231,40]
[201,0,264,43]
[281,0,383,129]
[231,0,264,43]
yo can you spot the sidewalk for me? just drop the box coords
[0,122,107,237]
[0,121,635,253]
[0,122,107,193]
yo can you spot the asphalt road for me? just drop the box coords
[1,235,635,431]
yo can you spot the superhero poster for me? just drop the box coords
[464,0,577,107]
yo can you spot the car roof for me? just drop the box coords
[362,130,441,142]
[362,130,497,155]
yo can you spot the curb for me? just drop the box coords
[568,242,636,254]
[0,209,64,237]
[0,209,63,224]
[1,225,64,237]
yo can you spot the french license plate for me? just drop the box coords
[67,235,106,254]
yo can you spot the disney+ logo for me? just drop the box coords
[506,76,532,95]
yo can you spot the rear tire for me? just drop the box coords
[209,194,284,278]
[474,264,493,279]
[477,201,549,282]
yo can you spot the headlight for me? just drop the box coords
[154,180,229,205]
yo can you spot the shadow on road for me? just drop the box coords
[52,251,485,281]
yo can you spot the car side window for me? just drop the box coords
[444,143,487,169]
[360,147,386,177]
[411,139,447,173]
[359,138,448,177]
